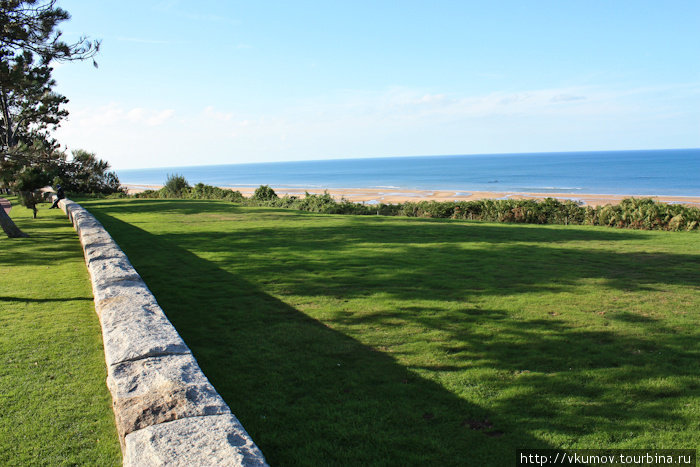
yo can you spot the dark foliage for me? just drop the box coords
[163,173,190,198]
[246,193,700,232]
[252,184,278,201]
[131,184,700,232]
[12,164,49,217]
[1,0,100,165]
[0,1,103,237]
[51,149,124,195]
[0,0,100,65]
[188,183,244,202]
[134,181,244,203]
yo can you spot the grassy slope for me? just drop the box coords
[81,198,700,466]
[0,198,121,466]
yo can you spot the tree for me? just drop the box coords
[0,1,99,64]
[14,164,48,218]
[0,0,99,238]
[0,50,67,151]
[54,149,124,194]
[0,0,99,155]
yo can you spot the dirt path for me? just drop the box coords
[0,197,10,215]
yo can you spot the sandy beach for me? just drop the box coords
[124,184,700,208]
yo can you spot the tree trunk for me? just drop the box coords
[0,204,28,238]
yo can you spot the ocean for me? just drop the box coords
[117,148,700,197]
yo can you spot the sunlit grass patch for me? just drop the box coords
[81,198,700,466]
[0,197,120,465]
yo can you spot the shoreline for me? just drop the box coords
[123,184,700,208]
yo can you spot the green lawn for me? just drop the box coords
[80,198,700,466]
[0,198,121,466]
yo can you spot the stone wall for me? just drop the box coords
[58,198,267,467]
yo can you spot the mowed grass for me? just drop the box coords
[81,198,700,466]
[0,198,121,466]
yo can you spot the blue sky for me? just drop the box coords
[52,1,700,169]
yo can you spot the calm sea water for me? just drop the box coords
[118,149,700,196]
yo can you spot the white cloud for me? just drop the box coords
[318,86,603,122]
[126,108,144,122]
[145,109,175,126]
[203,106,233,122]
[551,94,587,103]
[67,104,175,128]
[54,83,700,169]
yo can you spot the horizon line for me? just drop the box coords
[113,147,700,172]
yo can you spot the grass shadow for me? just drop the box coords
[83,200,700,463]
[0,296,93,303]
[152,217,698,300]
[90,212,555,466]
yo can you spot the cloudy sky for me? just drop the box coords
[52,1,700,169]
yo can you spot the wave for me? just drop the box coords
[514,187,584,192]
[117,149,700,197]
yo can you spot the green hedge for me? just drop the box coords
[246,191,700,231]
[132,184,700,231]
[134,183,245,202]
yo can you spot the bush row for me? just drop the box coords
[132,181,700,231]
[135,182,245,203]
[246,191,700,231]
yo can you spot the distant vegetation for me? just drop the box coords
[252,184,278,201]
[137,180,245,202]
[134,178,700,232]
[163,173,190,197]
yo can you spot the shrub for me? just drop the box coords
[133,189,160,199]
[190,183,244,202]
[134,182,244,202]
[131,182,700,232]
[164,174,190,197]
[12,166,50,218]
[252,185,278,201]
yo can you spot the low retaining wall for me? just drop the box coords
[58,198,267,466]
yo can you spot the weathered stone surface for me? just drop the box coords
[83,240,128,266]
[92,279,155,306]
[59,197,267,465]
[71,207,96,223]
[88,256,142,288]
[75,216,104,236]
[79,225,110,239]
[60,198,76,214]
[94,288,160,320]
[100,296,189,366]
[80,227,117,249]
[82,237,116,258]
[124,414,268,467]
[65,202,83,222]
[108,354,230,441]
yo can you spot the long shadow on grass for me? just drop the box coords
[86,202,700,459]
[136,215,697,301]
[0,216,87,267]
[89,212,555,466]
[0,296,92,303]
[82,201,698,302]
[373,305,700,445]
[82,198,645,243]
